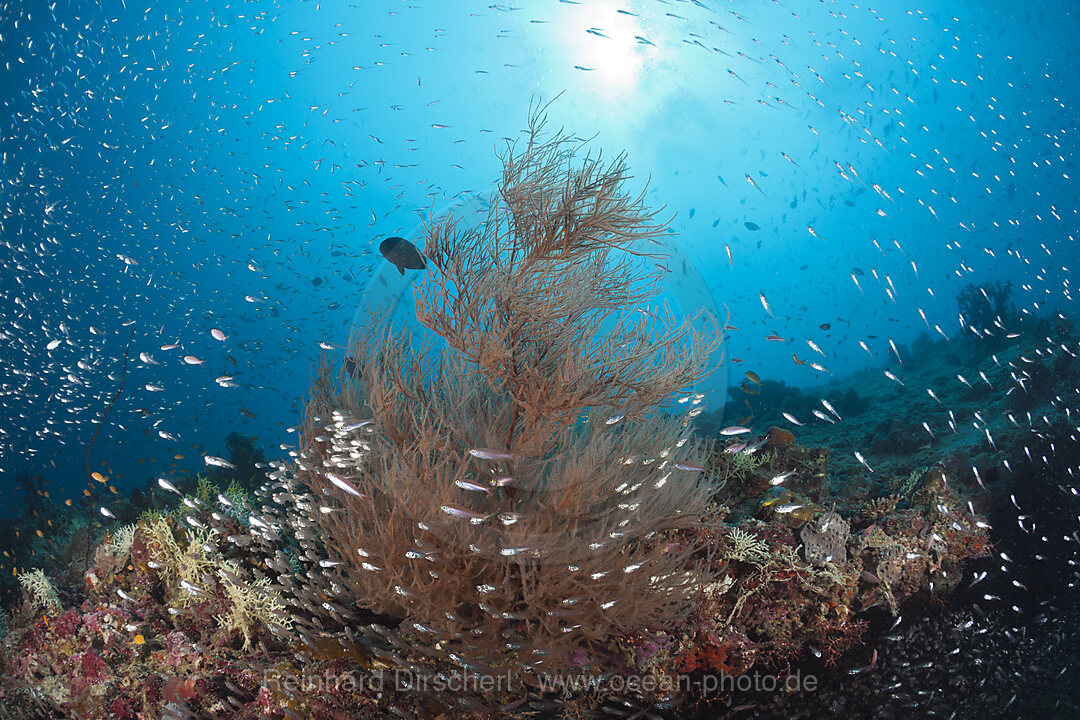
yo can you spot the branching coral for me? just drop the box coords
[141,515,219,606]
[18,569,61,614]
[91,523,137,582]
[289,105,724,683]
[723,527,772,566]
[859,495,900,523]
[216,560,291,650]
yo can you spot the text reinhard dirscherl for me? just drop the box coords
[263,668,818,696]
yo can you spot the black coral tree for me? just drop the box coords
[295,106,724,685]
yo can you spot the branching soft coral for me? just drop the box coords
[216,560,291,650]
[290,103,725,682]
[18,569,61,614]
[142,515,219,606]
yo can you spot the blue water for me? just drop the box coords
[0,0,1077,564]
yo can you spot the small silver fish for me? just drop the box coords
[157,477,181,495]
[179,580,207,597]
[204,455,236,469]
[770,470,796,486]
[440,505,487,521]
[327,472,363,498]
[468,447,514,461]
[759,292,775,317]
[455,479,491,494]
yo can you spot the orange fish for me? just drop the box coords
[766,335,785,342]
[792,354,806,366]
[744,370,761,385]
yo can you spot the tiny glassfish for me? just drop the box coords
[468,447,514,461]
[759,292,775,317]
[157,477,181,495]
[440,505,487,522]
[781,412,803,428]
[719,426,751,436]
[204,455,236,469]
[327,472,363,498]
[179,580,207,597]
[455,479,491,494]
[770,470,796,486]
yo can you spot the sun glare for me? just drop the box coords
[562,1,653,95]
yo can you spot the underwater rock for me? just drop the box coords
[766,426,795,448]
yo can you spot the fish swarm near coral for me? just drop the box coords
[0,113,1004,720]
[288,103,725,687]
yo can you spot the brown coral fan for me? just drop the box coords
[290,106,724,682]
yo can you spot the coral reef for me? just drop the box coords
[0,114,1010,719]
[17,569,61,615]
[0,430,996,719]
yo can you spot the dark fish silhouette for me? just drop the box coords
[744,221,760,231]
[379,236,427,275]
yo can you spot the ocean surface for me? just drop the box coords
[1,1,1078,718]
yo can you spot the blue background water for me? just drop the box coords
[0,0,1076,510]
